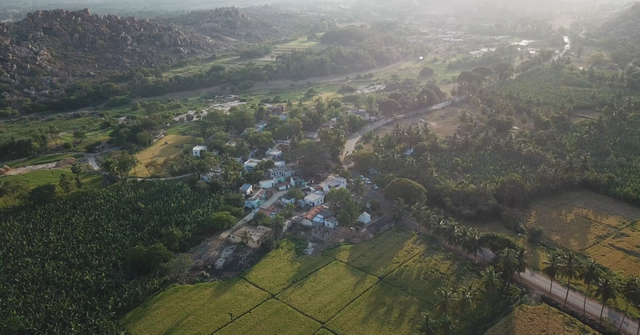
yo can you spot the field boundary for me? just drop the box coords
[210,298,271,335]
[239,257,335,296]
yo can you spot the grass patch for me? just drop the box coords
[485,303,599,335]
[215,299,321,335]
[325,282,433,335]
[324,228,425,276]
[121,278,270,335]
[276,261,379,322]
[5,153,83,168]
[314,328,334,335]
[1,169,100,189]
[132,135,195,177]
[242,239,333,295]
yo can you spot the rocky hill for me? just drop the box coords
[598,2,640,43]
[0,8,222,112]
[156,7,292,43]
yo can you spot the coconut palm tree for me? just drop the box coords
[462,228,483,260]
[594,274,619,323]
[620,275,640,332]
[419,312,437,335]
[579,258,602,316]
[438,315,458,335]
[558,251,582,308]
[496,248,519,290]
[480,266,503,295]
[516,248,528,283]
[542,252,562,295]
[436,287,455,315]
[454,284,479,315]
[394,197,407,223]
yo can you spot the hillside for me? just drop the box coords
[598,2,640,43]
[157,7,292,43]
[0,9,222,112]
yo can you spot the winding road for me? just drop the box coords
[338,35,640,334]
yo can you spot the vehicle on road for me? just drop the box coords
[372,185,379,190]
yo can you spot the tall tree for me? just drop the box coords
[495,248,519,290]
[620,276,640,332]
[436,287,455,315]
[516,248,528,283]
[579,258,602,316]
[419,312,437,335]
[558,252,582,308]
[480,266,502,295]
[393,197,407,223]
[542,252,561,295]
[595,274,618,323]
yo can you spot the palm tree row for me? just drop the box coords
[542,251,640,328]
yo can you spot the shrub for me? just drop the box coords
[383,178,427,205]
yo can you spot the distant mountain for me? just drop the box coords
[0,9,232,112]
[156,7,292,43]
[598,2,640,43]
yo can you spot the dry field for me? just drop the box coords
[132,135,196,177]
[375,103,477,139]
[485,303,599,335]
[525,190,640,275]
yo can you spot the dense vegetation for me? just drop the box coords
[0,182,242,334]
[353,65,640,222]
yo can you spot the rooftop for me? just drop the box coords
[244,159,262,166]
[249,189,266,200]
[230,225,273,242]
[193,145,208,151]
[304,191,324,202]
[303,205,327,221]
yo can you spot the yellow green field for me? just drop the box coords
[277,261,379,322]
[325,282,433,335]
[132,135,196,177]
[215,299,321,335]
[242,240,333,294]
[123,229,508,335]
[485,303,599,335]
[120,278,271,334]
[325,229,425,276]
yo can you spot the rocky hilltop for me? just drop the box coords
[156,7,291,43]
[598,2,640,43]
[0,9,221,110]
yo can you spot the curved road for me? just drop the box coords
[339,35,640,335]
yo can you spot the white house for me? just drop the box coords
[358,212,372,225]
[259,179,276,189]
[304,191,325,207]
[276,181,291,191]
[229,225,274,249]
[266,166,294,179]
[265,148,283,160]
[320,175,348,193]
[240,183,253,196]
[192,145,208,157]
[256,121,268,132]
[244,159,262,171]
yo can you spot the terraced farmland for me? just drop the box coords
[122,228,509,335]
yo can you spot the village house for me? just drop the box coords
[290,177,306,187]
[304,190,325,207]
[240,183,253,196]
[228,225,274,249]
[306,131,319,140]
[259,179,276,189]
[265,148,283,160]
[276,181,291,191]
[319,175,348,193]
[192,145,208,157]
[358,211,372,225]
[281,195,297,206]
[244,159,262,171]
[244,189,267,209]
[256,120,268,132]
[200,166,223,183]
[301,205,326,227]
[265,166,294,179]
[257,206,279,218]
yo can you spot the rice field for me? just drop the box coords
[120,278,271,334]
[122,229,508,335]
[324,229,425,276]
[215,299,322,335]
[276,261,379,322]
[324,282,434,335]
[484,303,599,335]
[242,239,333,294]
